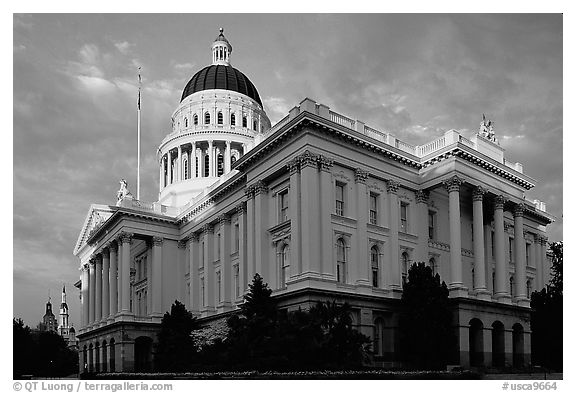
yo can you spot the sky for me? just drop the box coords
[12,14,562,329]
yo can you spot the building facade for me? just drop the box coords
[73,30,554,373]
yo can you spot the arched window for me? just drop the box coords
[280,244,290,288]
[193,114,198,125]
[102,340,108,372]
[204,154,210,177]
[429,257,437,276]
[217,154,224,176]
[231,155,236,165]
[109,339,115,372]
[336,238,346,283]
[195,156,199,178]
[184,117,188,127]
[401,252,409,285]
[371,246,379,288]
[242,115,247,128]
[230,113,236,126]
[183,157,188,180]
[253,120,258,131]
[204,112,211,125]
[218,111,223,125]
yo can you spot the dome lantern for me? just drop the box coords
[212,28,232,66]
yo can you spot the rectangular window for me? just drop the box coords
[369,193,378,225]
[428,211,436,239]
[234,223,240,252]
[200,277,205,307]
[279,190,289,223]
[400,202,408,232]
[335,182,345,216]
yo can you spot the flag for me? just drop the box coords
[137,67,142,110]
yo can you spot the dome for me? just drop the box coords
[180,64,263,106]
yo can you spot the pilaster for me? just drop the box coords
[287,158,302,278]
[151,236,163,319]
[386,180,401,291]
[443,175,466,297]
[319,156,334,278]
[494,195,511,304]
[472,186,490,300]
[354,168,370,287]
[513,205,529,307]
[415,189,430,263]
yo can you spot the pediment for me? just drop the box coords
[73,204,114,256]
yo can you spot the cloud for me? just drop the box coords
[173,62,195,71]
[114,40,133,55]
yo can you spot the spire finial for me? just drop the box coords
[219,27,224,34]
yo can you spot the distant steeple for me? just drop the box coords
[212,28,232,66]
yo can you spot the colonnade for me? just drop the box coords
[81,232,165,329]
[159,140,246,191]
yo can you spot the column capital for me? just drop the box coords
[244,185,255,200]
[386,179,400,194]
[101,246,110,256]
[415,189,429,204]
[494,195,507,210]
[298,150,318,169]
[118,232,134,244]
[177,239,188,249]
[443,175,464,193]
[318,156,334,172]
[190,232,200,242]
[287,158,300,174]
[152,236,164,247]
[540,236,548,246]
[82,263,91,271]
[354,168,369,183]
[513,204,525,217]
[218,214,232,225]
[253,180,269,195]
[472,186,486,201]
[522,229,529,239]
[202,224,214,234]
[236,203,246,216]
[106,241,118,252]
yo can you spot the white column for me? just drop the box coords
[94,256,102,323]
[88,259,96,325]
[514,205,528,306]
[354,168,370,286]
[472,186,490,300]
[534,235,543,289]
[151,237,163,318]
[287,159,301,277]
[102,248,110,321]
[387,180,401,290]
[494,195,510,303]
[189,234,200,314]
[203,224,215,313]
[300,151,321,277]
[81,264,89,328]
[541,237,549,286]
[109,242,118,318]
[191,143,197,179]
[245,188,255,283]
[120,232,133,314]
[177,145,182,181]
[208,140,214,177]
[224,141,232,173]
[415,190,429,263]
[254,180,269,279]
[219,215,232,308]
[319,156,334,278]
[167,150,172,185]
[443,176,465,296]
[236,204,248,292]
[159,157,164,192]
[177,240,186,303]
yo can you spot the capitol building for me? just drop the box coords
[73,29,554,373]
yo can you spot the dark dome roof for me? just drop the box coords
[180,65,262,106]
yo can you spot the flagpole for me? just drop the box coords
[137,67,141,201]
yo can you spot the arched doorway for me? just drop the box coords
[492,321,505,368]
[469,319,484,367]
[88,344,94,373]
[134,336,153,372]
[513,324,525,368]
[109,339,116,372]
[94,342,100,373]
[82,345,88,373]
[102,340,108,373]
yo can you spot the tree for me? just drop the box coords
[531,241,562,371]
[399,262,452,370]
[13,318,34,378]
[155,300,198,372]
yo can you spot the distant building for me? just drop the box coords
[37,298,57,333]
[74,29,555,373]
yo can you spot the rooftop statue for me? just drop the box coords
[116,179,134,206]
[479,114,498,144]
